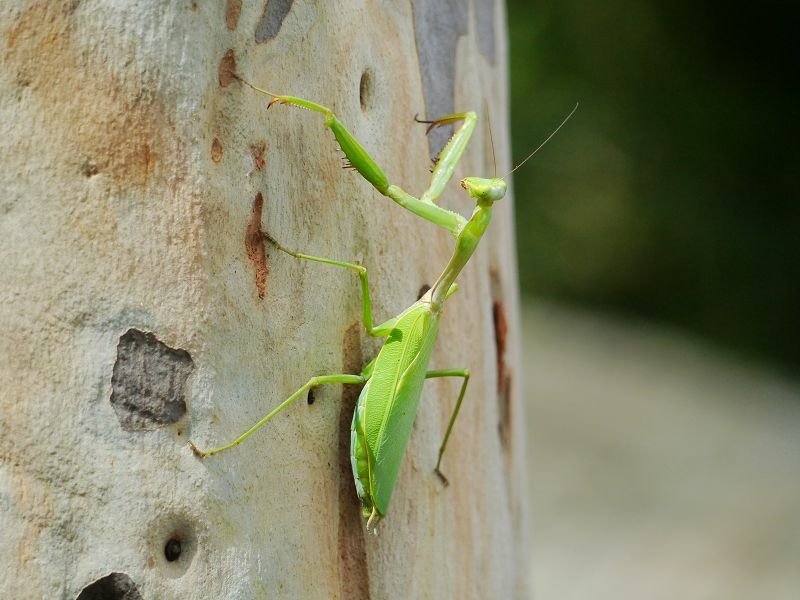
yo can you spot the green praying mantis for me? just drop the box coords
[190,74,577,530]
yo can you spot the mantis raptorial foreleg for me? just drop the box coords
[237,77,474,236]
[424,368,470,485]
[190,373,366,457]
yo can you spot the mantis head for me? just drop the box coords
[460,177,507,204]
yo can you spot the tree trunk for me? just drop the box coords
[0,1,527,597]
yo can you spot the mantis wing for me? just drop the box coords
[357,302,441,516]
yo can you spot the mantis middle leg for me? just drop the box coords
[264,231,399,337]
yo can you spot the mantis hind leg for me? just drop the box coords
[424,368,470,486]
[190,373,365,458]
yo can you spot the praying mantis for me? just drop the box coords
[190,74,576,530]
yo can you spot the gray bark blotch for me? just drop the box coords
[475,0,497,64]
[76,572,142,600]
[255,0,295,43]
[411,0,469,157]
[110,329,193,431]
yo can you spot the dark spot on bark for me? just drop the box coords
[226,0,242,30]
[110,329,193,431]
[359,69,374,112]
[219,49,236,87]
[81,160,99,178]
[411,0,469,156]
[141,142,153,177]
[417,284,431,300]
[164,537,182,561]
[337,322,370,599]
[255,0,294,43]
[211,137,223,163]
[76,573,141,600]
[307,388,316,405]
[245,192,269,298]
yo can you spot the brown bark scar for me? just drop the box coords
[250,142,266,171]
[219,49,236,87]
[245,192,269,299]
[493,298,513,452]
[225,0,242,30]
[211,137,223,163]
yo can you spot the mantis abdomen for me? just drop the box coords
[351,300,441,522]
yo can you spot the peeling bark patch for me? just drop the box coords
[226,0,242,30]
[250,142,266,171]
[76,572,142,600]
[255,0,295,43]
[211,137,223,163]
[110,329,193,431]
[337,323,370,599]
[411,0,469,156]
[475,0,497,64]
[246,192,269,299]
[219,49,236,87]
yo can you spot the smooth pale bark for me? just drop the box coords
[0,1,527,597]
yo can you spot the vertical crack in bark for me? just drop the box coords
[245,192,269,299]
[336,322,371,599]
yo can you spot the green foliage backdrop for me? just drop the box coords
[507,0,799,369]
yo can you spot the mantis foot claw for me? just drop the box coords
[434,468,450,487]
[189,441,207,458]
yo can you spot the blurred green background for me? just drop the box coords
[506,0,799,371]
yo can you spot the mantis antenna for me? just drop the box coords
[484,100,498,178]
[503,102,579,179]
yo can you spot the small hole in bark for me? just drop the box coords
[148,517,197,576]
[307,389,316,405]
[164,537,182,562]
[76,572,141,600]
[359,69,374,111]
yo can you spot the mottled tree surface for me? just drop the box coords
[0,1,526,597]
